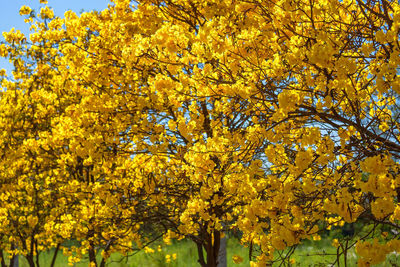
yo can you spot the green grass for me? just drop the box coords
[4,236,400,266]
[2,238,249,267]
[284,238,400,267]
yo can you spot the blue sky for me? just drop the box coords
[0,0,110,72]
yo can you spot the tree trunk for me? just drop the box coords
[25,255,34,267]
[50,244,60,267]
[11,256,18,267]
[35,240,40,267]
[196,242,207,267]
[205,230,220,267]
[196,229,224,267]
[87,227,97,267]
[88,245,97,267]
[217,234,227,267]
[9,244,18,267]
[99,238,115,267]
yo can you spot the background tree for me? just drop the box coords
[0,4,168,267]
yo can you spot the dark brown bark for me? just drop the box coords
[88,244,97,267]
[35,240,40,267]
[195,227,224,267]
[26,234,35,267]
[25,255,35,267]
[87,226,97,267]
[9,256,15,267]
[196,242,206,267]
[204,230,221,267]
[99,239,115,267]
[50,243,60,267]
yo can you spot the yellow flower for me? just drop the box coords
[19,5,32,16]
[40,6,54,19]
[144,246,155,253]
[27,215,38,227]
[165,254,171,263]
[312,235,321,241]
[233,255,244,264]
[332,239,340,248]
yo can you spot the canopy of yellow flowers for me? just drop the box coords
[1,0,400,266]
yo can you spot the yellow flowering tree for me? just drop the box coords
[0,3,167,267]
[2,0,400,266]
